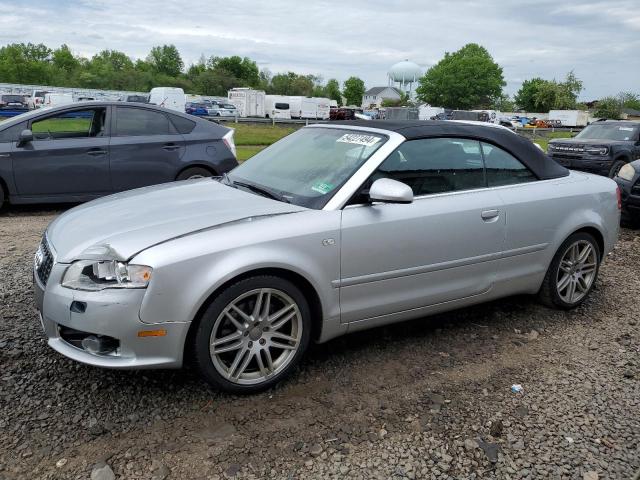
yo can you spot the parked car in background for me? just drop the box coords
[615,160,640,225]
[0,101,238,208]
[547,120,640,178]
[121,94,149,103]
[27,90,49,109]
[43,93,74,108]
[149,87,187,113]
[32,120,619,394]
[208,103,237,117]
[0,94,28,110]
[185,102,209,116]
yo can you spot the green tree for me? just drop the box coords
[343,76,365,106]
[492,93,515,112]
[415,43,505,109]
[0,43,52,84]
[381,91,412,107]
[618,91,640,111]
[514,78,546,111]
[210,55,259,86]
[324,78,342,105]
[593,97,623,119]
[147,44,184,77]
[515,72,583,111]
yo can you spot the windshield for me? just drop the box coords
[576,124,639,141]
[229,128,387,209]
[223,104,236,109]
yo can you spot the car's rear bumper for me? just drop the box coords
[34,263,189,369]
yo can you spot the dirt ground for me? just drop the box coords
[0,205,638,480]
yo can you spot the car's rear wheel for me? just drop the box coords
[608,159,627,178]
[176,167,214,180]
[0,183,4,210]
[538,232,601,309]
[193,276,311,394]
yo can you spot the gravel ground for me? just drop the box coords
[0,205,638,480]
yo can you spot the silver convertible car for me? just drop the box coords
[33,121,620,393]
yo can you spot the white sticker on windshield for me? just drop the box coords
[619,127,634,131]
[337,133,381,147]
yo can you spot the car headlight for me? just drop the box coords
[62,260,152,291]
[584,146,609,156]
[617,163,637,182]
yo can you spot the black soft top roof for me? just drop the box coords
[330,120,569,180]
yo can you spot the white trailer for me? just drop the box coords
[264,95,291,119]
[228,88,265,118]
[548,110,590,127]
[419,105,445,120]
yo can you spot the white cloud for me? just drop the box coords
[0,0,637,99]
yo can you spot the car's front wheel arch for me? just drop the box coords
[183,267,324,366]
[175,164,217,180]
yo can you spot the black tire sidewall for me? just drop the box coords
[608,160,626,178]
[546,232,601,309]
[176,167,213,181]
[193,275,312,394]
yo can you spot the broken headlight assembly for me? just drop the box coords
[62,260,152,291]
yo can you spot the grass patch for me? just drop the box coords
[225,122,299,145]
[236,145,266,162]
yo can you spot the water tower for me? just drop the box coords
[388,60,422,97]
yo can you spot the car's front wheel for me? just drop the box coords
[538,232,601,309]
[608,159,627,178]
[193,276,311,394]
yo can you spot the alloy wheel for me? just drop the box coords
[209,288,302,385]
[556,240,597,304]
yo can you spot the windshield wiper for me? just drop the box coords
[220,172,234,186]
[233,180,290,203]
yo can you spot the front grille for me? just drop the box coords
[35,237,54,286]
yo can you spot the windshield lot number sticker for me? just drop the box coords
[337,134,380,147]
[311,182,334,195]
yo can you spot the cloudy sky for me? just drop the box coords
[1,0,638,99]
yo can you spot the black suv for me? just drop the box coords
[547,120,640,178]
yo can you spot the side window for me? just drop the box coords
[0,122,25,143]
[31,108,106,140]
[116,107,171,136]
[374,137,485,196]
[481,142,537,187]
[169,114,195,134]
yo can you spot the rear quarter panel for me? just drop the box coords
[494,171,619,295]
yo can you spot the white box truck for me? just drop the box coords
[149,87,186,112]
[548,110,589,127]
[228,88,265,118]
[43,93,74,108]
[264,95,291,119]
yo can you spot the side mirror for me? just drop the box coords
[17,129,33,146]
[369,178,413,204]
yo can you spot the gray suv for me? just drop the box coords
[0,102,238,208]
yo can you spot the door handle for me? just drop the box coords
[87,149,107,156]
[162,143,180,151]
[481,209,500,221]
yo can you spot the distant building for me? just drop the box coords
[362,86,402,109]
[622,108,640,120]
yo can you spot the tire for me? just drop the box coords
[0,183,4,210]
[193,275,311,394]
[176,167,214,181]
[608,159,627,178]
[538,232,601,309]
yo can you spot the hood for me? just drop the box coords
[47,179,306,263]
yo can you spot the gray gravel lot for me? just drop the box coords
[0,205,638,480]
